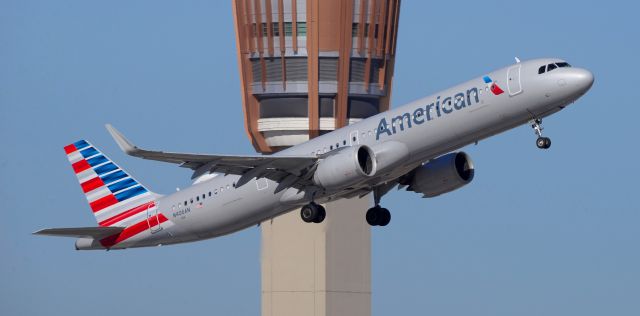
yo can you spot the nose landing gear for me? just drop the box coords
[531,119,551,149]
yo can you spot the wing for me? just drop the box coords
[33,227,124,239]
[105,124,319,189]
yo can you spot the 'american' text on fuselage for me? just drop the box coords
[376,87,481,140]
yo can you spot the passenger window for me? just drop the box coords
[538,66,546,74]
[547,63,557,72]
[202,194,205,199]
[343,140,347,145]
[336,143,339,148]
[190,199,193,204]
[196,196,199,202]
[352,136,356,142]
[209,192,211,197]
[330,145,333,150]
[184,201,187,206]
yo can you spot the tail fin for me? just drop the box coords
[64,140,160,227]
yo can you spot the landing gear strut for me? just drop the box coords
[531,119,551,149]
[300,202,326,223]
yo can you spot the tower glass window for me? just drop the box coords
[296,22,307,36]
[284,22,293,36]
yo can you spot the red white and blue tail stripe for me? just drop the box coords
[64,140,161,229]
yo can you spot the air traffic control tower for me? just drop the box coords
[232,0,400,314]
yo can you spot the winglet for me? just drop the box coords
[105,124,139,155]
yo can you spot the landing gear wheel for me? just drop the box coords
[536,137,551,149]
[300,203,316,223]
[366,206,380,226]
[366,206,391,226]
[378,208,391,226]
[300,202,326,223]
[312,205,326,223]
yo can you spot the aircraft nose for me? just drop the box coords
[568,68,594,95]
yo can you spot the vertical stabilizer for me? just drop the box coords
[63,140,162,227]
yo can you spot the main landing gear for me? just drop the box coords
[531,119,551,149]
[366,205,391,226]
[366,186,391,226]
[300,202,326,223]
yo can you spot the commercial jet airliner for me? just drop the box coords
[35,58,594,250]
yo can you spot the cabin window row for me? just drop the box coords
[175,184,232,209]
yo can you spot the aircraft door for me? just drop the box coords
[349,130,360,146]
[507,65,523,96]
[147,202,163,233]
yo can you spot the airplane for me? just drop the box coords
[34,58,594,250]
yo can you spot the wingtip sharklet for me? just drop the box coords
[105,124,139,155]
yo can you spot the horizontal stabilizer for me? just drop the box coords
[33,226,124,238]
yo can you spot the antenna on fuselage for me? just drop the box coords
[515,57,521,63]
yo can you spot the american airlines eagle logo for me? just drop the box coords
[483,75,504,95]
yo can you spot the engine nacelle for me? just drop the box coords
[313,145,377,190]
[404,152,474,197]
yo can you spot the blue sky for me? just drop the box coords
[1,1,638,315]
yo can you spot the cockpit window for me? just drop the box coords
[538,66,546,74]
[539,62,571,75]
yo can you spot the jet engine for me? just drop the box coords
[313,145,376,190]
[402,152,474,197]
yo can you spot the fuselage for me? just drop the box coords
[76,58,594,250]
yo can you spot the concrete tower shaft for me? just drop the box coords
[233,0,401,153]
